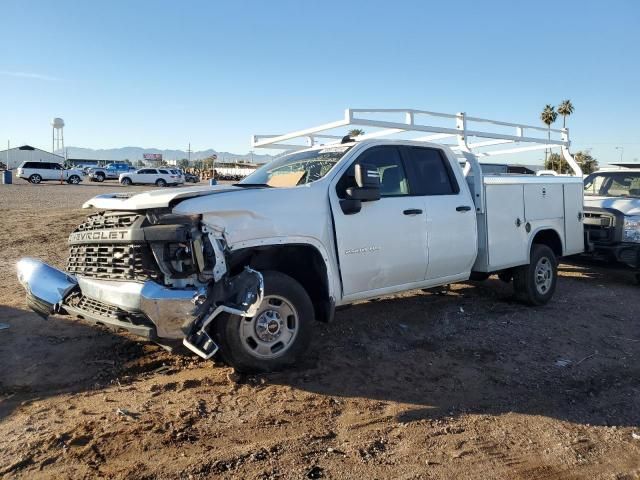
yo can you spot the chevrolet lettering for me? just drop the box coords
[69,230,130,243]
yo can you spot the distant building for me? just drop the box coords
[0,145,64,169]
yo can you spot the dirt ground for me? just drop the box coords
[1,183,639,480]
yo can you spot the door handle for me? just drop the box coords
[403,209,423,216]
[456,205,472,212]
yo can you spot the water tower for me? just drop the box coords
[51,117,65,155]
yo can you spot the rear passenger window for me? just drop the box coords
[159,169,168,174]
[405,147,459,195]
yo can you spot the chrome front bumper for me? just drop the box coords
[16,258,204,339]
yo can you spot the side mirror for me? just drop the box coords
[339,163,381,214]
[349,163,380,201]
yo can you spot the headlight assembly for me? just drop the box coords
[623,215,640,243]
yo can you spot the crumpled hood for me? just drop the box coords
[584,195,640,216]
[83,184,239,210]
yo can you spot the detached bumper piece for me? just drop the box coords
[182,268,264,359]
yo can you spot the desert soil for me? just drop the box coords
[1,182,639,479]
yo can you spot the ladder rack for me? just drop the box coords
[251,107,576,162]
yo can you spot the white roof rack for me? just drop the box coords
[251,107,571,159]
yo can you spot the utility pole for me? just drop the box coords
[615,146,624,163]
[187,142,192,164]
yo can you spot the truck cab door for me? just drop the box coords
[330,146,428,298]
[400,146,478,280]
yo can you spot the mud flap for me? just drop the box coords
[183,267,264,359]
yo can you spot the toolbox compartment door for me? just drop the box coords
[563,182,585,255]
[485,184,528,270]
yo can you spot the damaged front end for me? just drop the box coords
[16,209,264,359]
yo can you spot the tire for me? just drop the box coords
[67,175,81,185]
[213,271,314,373]
[513,244,557,306]
[95,173,105,182]
[29,174,42,184]
[155,178,167,187]
[121,177,132,186]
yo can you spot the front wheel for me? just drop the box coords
[121,177,132,186]
[67,175,81,184]
[213,271,314,373]
[513,244,557,305]
[155,178,167,187]
[95,173,105,182]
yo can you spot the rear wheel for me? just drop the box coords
[213,271,314,373]
[513,244,557,305]
[29,174,42,184]
[95,173,105,182]
[155,178,167,187]
[121,177,132,186]
[67,175,81,184]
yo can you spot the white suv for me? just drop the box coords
[16,161,84,184]
[119,168,182,187]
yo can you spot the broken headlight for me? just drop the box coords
[623,215,640,243]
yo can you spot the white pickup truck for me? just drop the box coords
[17,108,585,372]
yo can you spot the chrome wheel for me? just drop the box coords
[239,295,299,359]
[534,256,553,295]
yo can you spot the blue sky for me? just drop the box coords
[2,0,639,164]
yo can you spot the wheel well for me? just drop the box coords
[229,244,332,323]
[532,229,563,258]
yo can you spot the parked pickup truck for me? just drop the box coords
[583,167,640,281]
[89,163,134,182]
[16,108,585,373]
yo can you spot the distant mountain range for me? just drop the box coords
[61,146,275,164]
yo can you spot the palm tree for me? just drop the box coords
[557,100,575,128]
[540,104,558,163]
[348,128,365,138]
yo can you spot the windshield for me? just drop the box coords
[584,172,640,198]
[240,146,352,187]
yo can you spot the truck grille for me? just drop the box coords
[75,212,140,232]
[584,211,616,244]
[67,243,160,281]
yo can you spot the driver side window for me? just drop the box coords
[336,146,409,198]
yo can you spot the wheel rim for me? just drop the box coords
[70,176,79,184]
[157,180,166,186]
[239,295,299,359]
[31,175,41,184]
[534,256,553,295]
